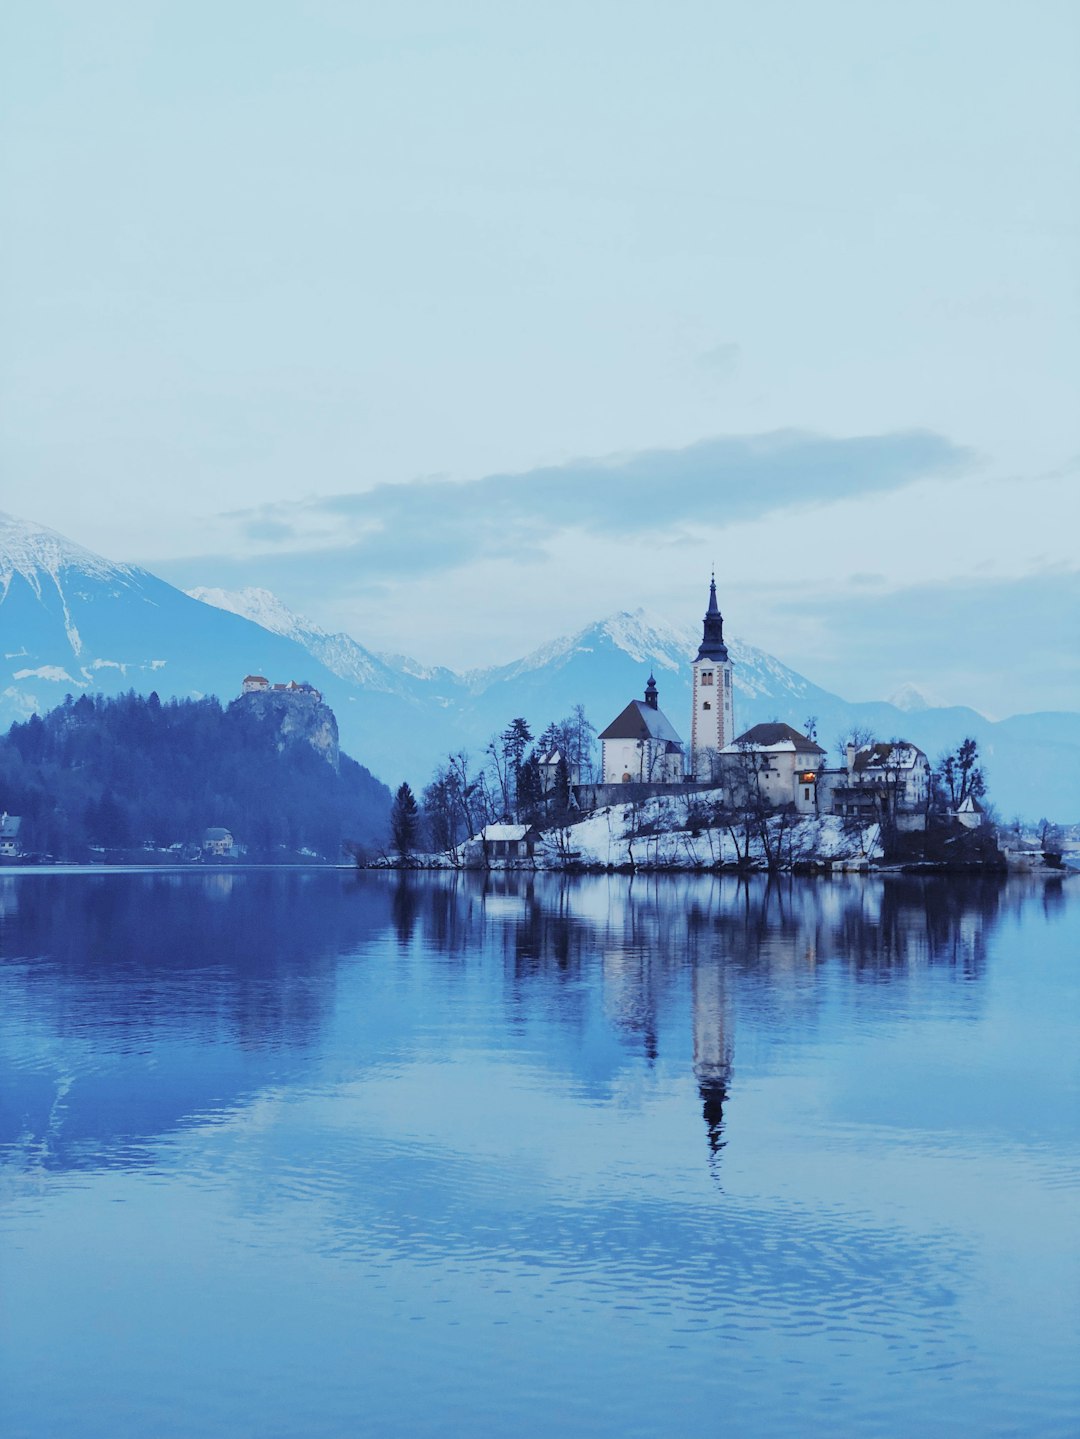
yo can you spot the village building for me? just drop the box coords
[954,794,986,830]
[242,676,322,702]
[599,676,686,786]
[690,576,735,780]
[818,740,930,830]
[719,723,826,815]
[537,748,583,799]
[202,826,236,858]
[0,812,23,858]
[467,823,542,866]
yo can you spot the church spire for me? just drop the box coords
[696,574,729,662]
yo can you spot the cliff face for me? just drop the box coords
[233,690,340,770]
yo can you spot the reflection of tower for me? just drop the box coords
[690,576,734,780]
[692,961,733,1157]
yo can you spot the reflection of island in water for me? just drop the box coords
[0,868,1056,1176]
[382,870,1036,1162]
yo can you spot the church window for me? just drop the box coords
[701,670,713,685]
[703,701,711,710]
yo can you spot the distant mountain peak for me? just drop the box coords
[0,511,134,594]
[888,682,936,712]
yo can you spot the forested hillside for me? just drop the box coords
[0,692,390,860]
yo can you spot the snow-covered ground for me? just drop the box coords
[372,790,882,871]
[540,791,881,870]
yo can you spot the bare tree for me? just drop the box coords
[932,737,986,813]
[835,724,874,765]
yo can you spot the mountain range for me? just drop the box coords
[2,511,1078,820]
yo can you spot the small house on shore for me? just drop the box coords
[202,827,237,859]
[467,823,542,867]
[0,813,23,859]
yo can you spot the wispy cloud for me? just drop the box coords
[220,428,970,580]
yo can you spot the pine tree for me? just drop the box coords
[390,781,421,858]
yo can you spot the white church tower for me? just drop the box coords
[690,576,734,781]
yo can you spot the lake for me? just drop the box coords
[1,869,1077,1438]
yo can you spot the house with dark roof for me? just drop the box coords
[720,723,826,814]
[599,676,686,785]
[0,812,23,859]
[818,740,930,829]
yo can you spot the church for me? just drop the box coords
[598,577,735,787]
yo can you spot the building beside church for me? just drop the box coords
[818,740,930,829]
[719,723,826,815]
[690,577,735,780]
[598,676,685,785]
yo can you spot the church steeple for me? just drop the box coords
[644,673,659,709]
[696,574,729,662]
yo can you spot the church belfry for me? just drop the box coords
[690,575,734,780]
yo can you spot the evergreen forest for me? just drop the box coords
[0,691,391,861]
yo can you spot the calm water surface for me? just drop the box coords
[0,869,1077,1437]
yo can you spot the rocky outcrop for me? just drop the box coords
[232,689,340,770]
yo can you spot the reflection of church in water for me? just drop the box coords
[693,961,733,1158]
[397,869,1011,1167]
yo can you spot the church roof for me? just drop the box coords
[696,576,729,662]
[600,700,684,747]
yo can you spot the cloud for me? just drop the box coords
[219,428,970,581]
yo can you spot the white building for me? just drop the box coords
[0,813,23,858]
[599,677,686,785]
[202,826,236,858]
[720,723,827,814]
[690,576,735,780]
[820,740,931,828]
[537,749,581,795]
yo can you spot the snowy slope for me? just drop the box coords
[187,586,406,693]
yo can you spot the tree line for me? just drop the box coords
[390,704,597,857]
[0,691,391,860]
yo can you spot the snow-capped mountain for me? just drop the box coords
[0,513,458,780]
[887,682,945,714]
[187,586,406,693]
[3,513,1079,817]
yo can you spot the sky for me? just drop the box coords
[2,1,1078,717]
